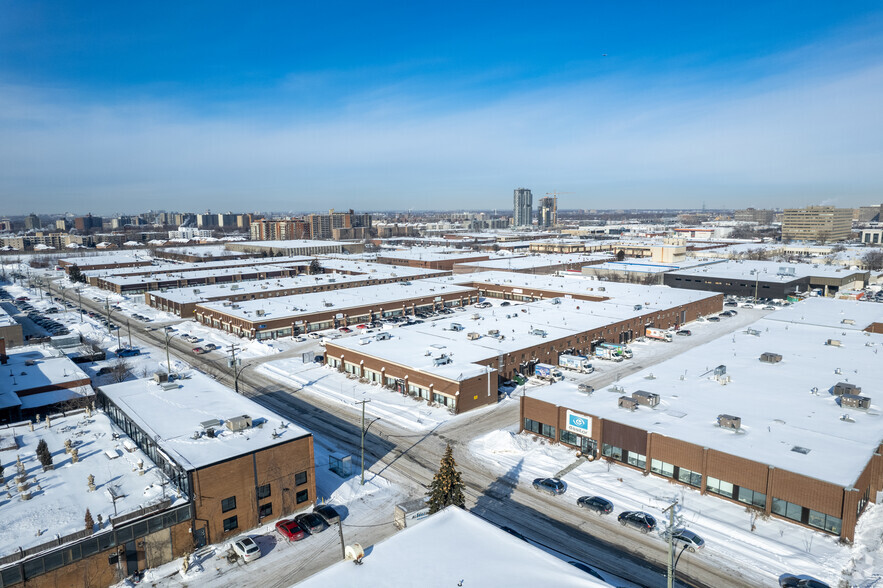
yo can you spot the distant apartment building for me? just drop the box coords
[249,218,311,240]
[857,204,883,223]
[513,188,533,227]
[55,219,69,231]
[73,213,103,232]
[538,196,557,227]
[169,226,214,240]
[24,213,41,230]
[734,208,776,224]
[782,206,852,242]
[251,210,371,241]
[196,213,219,228]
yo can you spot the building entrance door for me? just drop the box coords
[580,437,597,458]
[124,541,139,576]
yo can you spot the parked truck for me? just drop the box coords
[598,342,633,359]
[645,327,673,342]
[558,354,594,373]
[534,363,564,382]
[593,347,623,362]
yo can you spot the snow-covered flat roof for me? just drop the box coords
[315,258,448,277]
[376,250,488,261]
[0,304,17,327]
[83,256,312,278]
[457,253,614,270]
[669,260,866,281]
[59,253,151,265]
[331,296,694,381]
[0,410,186,557]
[198,282,477,322]
[99,371,311,470]
[233,240,346,248]
[528,307,883,487]
[5,346,90,393]
[293,506,605,588]
[158,245,245,257]
[764,297,883,331]
[102,263,302,287]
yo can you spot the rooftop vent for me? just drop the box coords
[201,419,223,430]
[152,372,169,383]
[841,319,855,325]
[632,390,660,407]
[618,396,638,411]
[717,414,741,430]
[713,365,727,377]
[467,332,481,340]
[226,415,253,432]
[840,394,871,410]
[578,383,594,395]
[759,352,782,364]
[791,446,811,455]
[832,382,860,396]
[256,309,265,317]
[432,355,452,366]
[160,382,178,390]
[530,329,548,338]
[826,339,842,347]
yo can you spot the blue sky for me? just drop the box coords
[1,2,882,214]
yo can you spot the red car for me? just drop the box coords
[338,327,352,333]
[275,519,306,541]
[192,347,206,355]
[355,324,367,329]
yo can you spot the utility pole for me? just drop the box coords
[337,521,346,560]
[76,288,83,323]
[227,344,246,394]
[105,298,122,350]
[126,319,132,348]
[663,499,678,588]
[162,330,176,378]
[356,399,371,485]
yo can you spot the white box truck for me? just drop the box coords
[558,354,594,373]
[645,327,673,342]
[593,347,623,362]
[598,342,633,359]
[534,363,564,382]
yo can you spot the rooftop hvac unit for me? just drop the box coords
[618,396,638,411]
[256,309,265,317]
[841,319,855,325]
[840,394,871,410]
[632,390,660,407]
[231,304,240,309]
[578,383,594,395]
[487,329,500,336]
[160,382,179,390]
[832,382,861,396]
[713,365,727,377]
[717,414,741,430]
[153,372,169,383]
[432,355,451,366]
[226,415,253,432]
[530,329,548,337]
[200,419,223,430]
[467,332,481,340]
[222,301,232,307]
[826,339,842,347]
[24,360,36,367]
[777,266,796,277]
[759,352,783,363]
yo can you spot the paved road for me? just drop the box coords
[65,283,775,587]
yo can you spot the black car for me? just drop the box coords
[779,576,830,588]
[500,301,511,306]
[313,504,341,525]
[618,511,657,533]
[576,495,613,515]
[707,316,720,322]
[294,512,328,535]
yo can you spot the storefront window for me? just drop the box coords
[772,498,803,522]
[737,487,766,509]
[601,443,623,461]
[677,467,701,488]
[705,476,734,498]
[627,451,646,469]
[650,459,674,478]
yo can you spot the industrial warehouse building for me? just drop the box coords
[194,280,480,339]
[519,298,883,542]
[663,260,869,298]
[325,276,721,414]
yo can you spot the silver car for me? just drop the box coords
[664,528,705,552]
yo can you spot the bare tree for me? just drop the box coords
[111,358,132,383]
[862,249,883,271]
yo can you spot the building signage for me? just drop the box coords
[565,410,591,436]
[512,288,523,294]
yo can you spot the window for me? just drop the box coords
[295,471,308,486]
[524,418,555,439]
[221,496,237,513]
[223,516,239,532]
[259,502,273,519]
[257,484,271,500]
[772,498,803,522]
[559,430,579,446]
[706,476,734,499]
[650,459,674,478]
[677,467,701,488]
[627,451,646,469]
[807,510,841,535]
[601,443,622,461]
[737,487,766,509]
[296,489,309,504]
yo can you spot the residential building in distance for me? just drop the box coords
[538,195,557,227]
[734,208,776,224]
[24,213,42,230]
[513,188,533,227]
[782,206,852,242]
[73,214,103,232]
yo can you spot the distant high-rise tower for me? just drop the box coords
[513,188,533,227]
[538,196,557,228]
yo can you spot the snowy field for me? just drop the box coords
[468,429,883,587]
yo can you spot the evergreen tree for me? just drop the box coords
[68,264,84,283]
[85,508,94,533]
[426,444,465,514]
[36,439,53,469]
[309,259,323,275]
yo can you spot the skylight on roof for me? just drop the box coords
[791,446,811,454]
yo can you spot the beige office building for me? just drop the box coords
[782,206,852,242]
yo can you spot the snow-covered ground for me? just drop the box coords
[469,429,883,587]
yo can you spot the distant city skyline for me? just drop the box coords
[1,2,882,214]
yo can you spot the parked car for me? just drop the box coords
[275,519,306,541]
[294,512,329,534]
[203,343,218,351]
[724,301,739,307]
[500,301,511,307]
[232,537,262,563]
[308,332,322,339]
[577,495,613,515]
[294,335,307,342]
[779,576,830,588]
[707,316,720,322]
[192,347,206,354]
[664,528,705,552]
[675,329,692,336]
[116,347,141,357]
[97,366,114,376]
[532,477,566,495]
[313,504,341,525]
[763,305,777,310]
[617,511,657,533]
